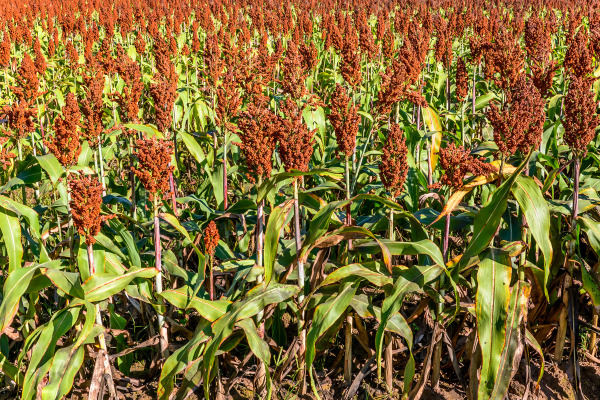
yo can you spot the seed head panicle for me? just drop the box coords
[33,38,46,74]
[150,78,177,134]
[134,32,146,56]
[328,84,360,158]
[0,36,10,68]
[203,220,220,257]
[487,75,545,156]
[13,53,41,103]
[215,69,242,132]
[1,101,36,140]
[45,92,82,167]
[280,40,308,99]
[455,57,469,102]
[277,98,316,172]
[132,137,174,201]
[113,55,144,124]
[563,75,600,157]
[80,70,105,147]
[340,36,362,88]
[564,29,594,80]
[0,136,16,169]
[69,175,114,245]
[235,95,279,182]
[379,124,409,198]
[483,26,524,90]
[439,143,496,189]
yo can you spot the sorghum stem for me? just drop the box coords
[154,199,169,358]
[294,178,307,394]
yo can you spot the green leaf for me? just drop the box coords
[0,206,23,272]
[582,261,600,307]
[263,199,294,284]
[202,283,299,396]
[0,351,24,386]
[80,268,158,303]
[160,287,230,322]
[108,219,141,269]
[36,154,63,185]
[579,216,600,258]
[476,249,513,400]
[123,123,163,139]
[317,262,392,289]
[471,92,498,113]
[40,344,85,400]
[483,279,529,400]
[458,158,527,272]
[476,249,529,400]
[356,239,446,270]
[374,263,444,393]
[41,268,85,299]
[22,307,81,400]
[0,261,59,334]
[511,175,553,297]
[161,213,206,273]
[237,318,272,400]
[257,169,343,204]
[421,106,442,171]
[306,279,359,369]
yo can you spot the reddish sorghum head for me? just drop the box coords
[487,75,545,156]
[235,95,279,182]
[45,93,82,167]
[69,175,114,244]
[379,123,409,198]
[328,84,360,159]
[277,98,316,173]
[132,136,174,201]
[438,143,496,189]
[563,75,600,157]
[203,220,220,257]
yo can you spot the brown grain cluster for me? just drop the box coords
[69,175,114,244]
[377,23,429,116]
[564,29,593,80]
[563,75,600,157]
[33,38,47,75]
[277,98,315,172]
[1,101,36,140]
[150,35,178,133]
[80,70,105,147]
[13,53,41,103]
[487,75,545,156]
[113,55,144,124]
[379,123,409,198]
[281,40,308,99]
[215,70,242,132]
[328,84,360,158]
[455,57,469,102]
[483,27,524,90]
[45,93,82,167]
[203,220,220,257]
[0,36,10,68]
[132,137,174,201]
[439,143,496,189]
[0,136,15,169]
[235,95,279,182]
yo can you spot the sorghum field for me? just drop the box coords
[2,0,600,398]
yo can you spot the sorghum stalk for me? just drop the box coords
[97,141,107,197]
[129,137,136,219]
[154,197,169,358]
[344,155,353,384]
[87,242,116,395]
[294,178,307,392]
